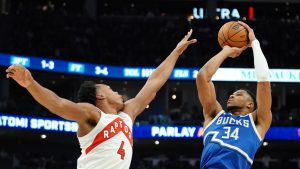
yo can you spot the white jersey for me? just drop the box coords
[77,110,133,169]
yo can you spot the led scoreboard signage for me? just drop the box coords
[1,113,300,140]
[1,53,300,82]
[193,6,254,20]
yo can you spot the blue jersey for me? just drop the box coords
[200,110,262,169]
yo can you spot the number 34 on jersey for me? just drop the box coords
[221,127,240,140]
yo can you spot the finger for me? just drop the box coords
[6,68,16,73]
[237,20,245,24]
[6,65,14,72]
[188,29,193,36]
[237,20,246,26]
[7,71,14,75]
[238,21,249,30]
[238,21,251,30]
[241,46,248,50]
[6,68,12,73]
[234,46,247,51]
[188,39,197,44]
[6,72,14,78]
[184,29,193,40]
[237,46,247,51]
[6,64,20,72]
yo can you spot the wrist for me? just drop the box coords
[251,39,259,47]
[25,79,35,89]
[173,48,183,55]
[221,47,234,57]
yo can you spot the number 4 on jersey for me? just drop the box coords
[117,141,125,160]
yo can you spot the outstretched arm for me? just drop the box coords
[6,65,92,123]
[239,21,272,138]
[196,45,246,123]
[124,29,197,120]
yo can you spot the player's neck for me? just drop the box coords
[229,108,249,116]
[97,102,118,115]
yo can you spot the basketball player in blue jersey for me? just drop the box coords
[5,30,197,169]
[196,21,272,169]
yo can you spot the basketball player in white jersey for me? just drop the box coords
[6,29,197,169]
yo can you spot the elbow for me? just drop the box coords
[269,111,273,120]
[257,110,272,128]
[197,69,210,82]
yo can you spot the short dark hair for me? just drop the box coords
[77,81,97,105]
[239,88,257,111]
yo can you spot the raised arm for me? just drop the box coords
[239,21,272,138]
[196,46,246,124]
[124,29,197,120]
[6,65,92,124]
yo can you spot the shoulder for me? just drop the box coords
[77,102,95,108]
[77,102,100,112]
[203,110,225,129]
[77,103,101,121]
[118,112,134,125]
[122,99,136,121]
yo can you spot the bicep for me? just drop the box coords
[196,75,221,118]
[55,98,91,123]
[256,82,272,132]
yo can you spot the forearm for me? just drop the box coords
[253,40,272,129]
[126,49,182,118]
[252,40,270,82]
[198,50,230,81]
[26,80,62,114]
[147,49,181,90]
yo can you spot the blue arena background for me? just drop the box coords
[1,53,300,140]
[1,113,299,140]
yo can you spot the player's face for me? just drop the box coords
[226,90,250,112]
[96,84,124,111]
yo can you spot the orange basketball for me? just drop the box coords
[218,21,249,48]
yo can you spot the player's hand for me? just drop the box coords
[174,29,197,55]
[238,21,257,46]
[6,65,34,88]
[223,45,247,58]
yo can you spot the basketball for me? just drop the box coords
[218,21,249,48]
